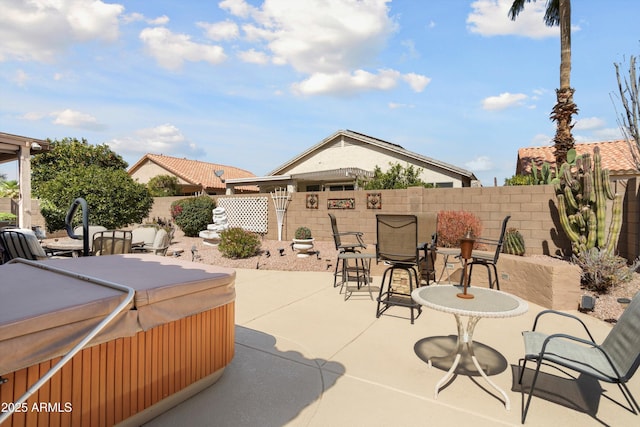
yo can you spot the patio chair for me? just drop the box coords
[92,230,133,255]
[375,214,428,324]
[466,215,510,290]
[328,213,367,288]
[519,293,640,423]
[0,228,49,263]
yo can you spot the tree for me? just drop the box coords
[360,162,433,190]
[0,180,20,199]
[148,174,181,196]
[509,0,577,165]
[32,138,153,231]
[613,55,640,168]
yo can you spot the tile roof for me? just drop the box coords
[128,154,258,191]
[517,140,640,176]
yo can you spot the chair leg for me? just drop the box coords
[376,268,392,318]
[491,263,500,290]
[618,382,640,415]
[522,358,544,424]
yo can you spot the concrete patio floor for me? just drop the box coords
[145,269,639,427]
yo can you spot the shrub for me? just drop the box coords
[171,196,216,237]
[0,212,16,222]
[294,226,312,239]
[572,248,639,293]
[436,210,483,248]
[218,227,261,258]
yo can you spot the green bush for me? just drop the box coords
[572,248,639,293]
[170,196,216,237]
[218,227,261,259]
[436,210,483,248]
[0,212,17,222]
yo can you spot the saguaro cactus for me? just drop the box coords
[555,147,622,256]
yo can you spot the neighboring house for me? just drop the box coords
[225,130,478,193]
[516,140,640,182]
[128,154,259,195]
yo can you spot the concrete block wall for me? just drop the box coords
[15,179,638,261]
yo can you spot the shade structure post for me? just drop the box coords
[270,187,290,241]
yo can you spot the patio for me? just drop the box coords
[144,268,639,427]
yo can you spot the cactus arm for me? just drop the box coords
[586,210,597,250]
[605,194,623,255]
[557,194,580,243]
[564,185,578,210]
[593,148,606,248]
[602,169,615,200]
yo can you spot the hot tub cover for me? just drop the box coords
[0,254,235,374]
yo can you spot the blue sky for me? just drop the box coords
[1,0,638,186]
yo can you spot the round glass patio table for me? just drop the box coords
[412,285,528,410]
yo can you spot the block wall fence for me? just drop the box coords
[146,181,640,261]
[7,179,639,261]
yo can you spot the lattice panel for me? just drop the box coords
[217,197,268,234]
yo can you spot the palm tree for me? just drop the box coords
[0,180,20,199]
[509,0,577,165]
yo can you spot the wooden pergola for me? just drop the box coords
[0,132,49,228]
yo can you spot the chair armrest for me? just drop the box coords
[531,310,596,342]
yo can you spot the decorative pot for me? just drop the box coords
[292,238,314,257]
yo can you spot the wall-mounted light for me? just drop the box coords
[31,142,42,151]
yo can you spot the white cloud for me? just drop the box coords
[219,0,256,19]
[123,12,169,26]
[139,27,227,70]
[106,124,204,157]
[233,0,396,75]
[22,112,46,121]
[51,109,105,130]
[482,92,528,110]
[574,116,606,131]
[237,49,269,64]
[465,156,494,171]
[531,133,552,146]
[0,0,124,62]
[198,20,240,41]
[292,69,400,96]
[402,73,431,92]
[467,0,559,39]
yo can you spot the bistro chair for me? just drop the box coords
[467,215,511,290]
[375,214,428,324]
[328,213,367,288]
[0,228,49,263]
[519,292,640,423]
[92,230,133,255]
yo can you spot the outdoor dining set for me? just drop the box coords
[328,213,640,422]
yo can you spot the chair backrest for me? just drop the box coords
[602,292,640,381]
[74,225,107,252]
[0,229,48,262]
[492,215,511,262]
[132,225,159,246]
[376,214,419,264]
[328,213,341,250]
[93,230,133,255]
[151,228,170,255]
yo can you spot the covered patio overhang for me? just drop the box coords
[0,132,49,228]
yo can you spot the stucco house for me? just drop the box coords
[517,140,640,186]
[128,154,258,195]
[225,130,478,193]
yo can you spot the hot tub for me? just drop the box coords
[0,254,235,426]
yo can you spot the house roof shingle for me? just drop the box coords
[128,154,258,192]
[517,140,640,177]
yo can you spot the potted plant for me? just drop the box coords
[292,226,314,257]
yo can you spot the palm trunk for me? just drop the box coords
[551,0,577,165]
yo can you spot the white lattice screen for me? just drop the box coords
[217,197,268,234]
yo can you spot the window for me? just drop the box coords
[435,182,453,188]
[306,184,321,192]
[329,184,354,191]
